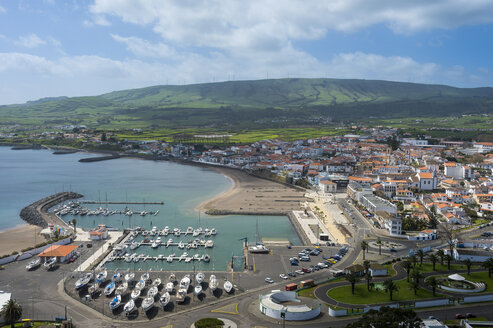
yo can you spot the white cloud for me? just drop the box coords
[111,34,176,58]
[15,34,46,48]
[0,5,5,13]
[83,14,111,27]
[90,0,493,54]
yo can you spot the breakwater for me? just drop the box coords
[19,192,83,228]
[78,155,120,162]
[205,209,287,216]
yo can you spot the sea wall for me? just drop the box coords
[19,192,83,228]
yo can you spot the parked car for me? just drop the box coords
[279,274,288,280]
[295,270,304,275]
[265,277,274,283]
[455,314,465,319]
[466,313,475,318]
[288,272,296,277]
[299,256,310,261]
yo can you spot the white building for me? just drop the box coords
[319,180,337,194]
[259,291,321,321]
[402,138,429,147]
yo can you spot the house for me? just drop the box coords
[415,172,438,191]
[344,264,365,276]
[319,180,337,194]
[38,244,79,263]
[369,263,388,277]
[407,229,437,241]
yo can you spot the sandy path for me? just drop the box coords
[0,225,43,256]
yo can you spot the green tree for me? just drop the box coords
[437,249,445,266]
[345,272,360,295]
[403,260,412,282]
[411,269,423,284]
[361,241,368,260]
[427,276,438,297]
[428,253,438,271]
[383,279,398,301]
[386,135,400,151]
[410,255,417,268]
[72,218,77,233]
[417,249,425,266]
[1,299,22,328]
[482,258,493,278]
[376,238,382,255]
[363,260,370,273]
[346,306,422,328]
[365,270,373,291]
[463,259,473,275]
[410,281,420,295]
[444,254,453,270]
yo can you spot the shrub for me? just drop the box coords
[194,318,225,328]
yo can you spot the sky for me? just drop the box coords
[1,0,493,104]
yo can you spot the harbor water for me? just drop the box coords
[0,147,301,271]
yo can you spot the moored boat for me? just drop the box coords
[96,269,107,284]
[165,282,174,293]
[196,272,205,285]
[130,288,141,300]
[147,286,158,299]
[116,282,128,295]
[142,296,154,312]
[104,282,116,296]
[209,275,218,291]
[194,285,202,295]
[124,272,135,283]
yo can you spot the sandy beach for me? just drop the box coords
[198,166,307,215]
[0,224,43,257]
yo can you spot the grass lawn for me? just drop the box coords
[426,271,493,293]
[327,279,438,305]
[297,286,317,299]
[383,263,396,277]
[416,262,476,273]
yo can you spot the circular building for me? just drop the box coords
[259,291,320,321]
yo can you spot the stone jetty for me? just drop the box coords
[19,192,83,228]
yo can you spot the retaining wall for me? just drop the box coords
[415,299,450,308]
[463,294,493,303]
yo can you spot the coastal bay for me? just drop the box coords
[0,147,302,269]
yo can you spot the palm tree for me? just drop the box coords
[437,249,445,266]
[482,258,493,278]
[428,253,439,271]
[345,272,360,295]
[1,299,22,328]
[411,269,423,284]
[72,218,77,233]
[427,276,438,296]
[417,249,425,266]
[376,237,382,255]
[361,241,368,260]
[410,255,417,268]
[383,279,398,301]
[463,259,473,275]
[369,282,375,291]
[410,281,420,295]
[363,260,370,273]
[444,254,453,271]
[365,270,373,291]
[403,260,412,282]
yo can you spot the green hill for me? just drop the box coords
[2,78,493,129]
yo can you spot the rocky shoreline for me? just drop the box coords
[19,192,83,228]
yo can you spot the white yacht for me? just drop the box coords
[165,282,174,293]
[163,226,170,235]
[167,254,175,263]
[179,275,191,291]
[224,281,233,293]
[179,252,188,262]
[166,238,173,247]
[194,285,203,295]
[205,240,214,248]
[75,272,93,290]
[109,295,121,310]
[96,269,107,284]
[209,275,218,291]
[116,282,128,295]
[104,282,116,296]
[111,271,122,282]
[247,244,270,254]
[160,292,170,308]
[186,226,194,235]
[140,272,149,282]
[43,257,56,270]
[130,241,139,250]
[130,288,141,300]
[142,296,154,312]
[135,279,145,291]
[147,286,158,299]
[176,288,187,303]
[151,237,161,248]
[178,241,185,249]
[26,258,41,271]
[124,272,135,283]
[210,228,217,235]
[124,299,135,315]
[152,278,161,287]
[169,273,176,282]
[196,272,205,285]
